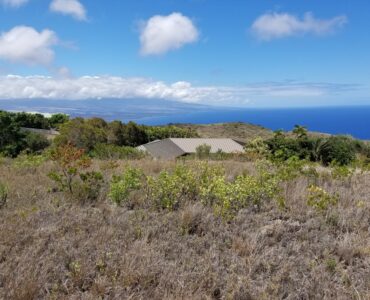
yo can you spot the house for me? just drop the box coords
[137,138,244,160]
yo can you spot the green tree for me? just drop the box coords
[54,118,107,151]
[122,121,147,147]
[0,111,25,157]
[49,113,69,128]
[292,125,308,139]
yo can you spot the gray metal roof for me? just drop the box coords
[169,138,244,154]
[137,138,244,159]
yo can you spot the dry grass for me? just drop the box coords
[176,122,274,142]
[0,158,369,299]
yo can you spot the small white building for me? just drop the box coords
[137,138,244,160]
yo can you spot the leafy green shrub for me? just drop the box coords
[307,185,339,212]
[198,161,282,219]
[13,154,47,169]
[74,171,104,204]
[147,171,183,210]
[319,136,356,166]
[0,182,8,209]
[244,137,270,159]
[330,163,354,179]
[274,156,306,181]
[109,167,143,206]
[24,132,50,154]
[49,113,69,128]
[234,173,280,209]
[91,143,145,160]
[173,164,198,198]
[196,144,211,159]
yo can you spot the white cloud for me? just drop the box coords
[0,26,58,65]
[50,0,87,21]
[1,0,28,7]
[0,75,354,107]
[251,12,347,41]
[140,12,199,56]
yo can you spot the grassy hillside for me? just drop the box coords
[175,122,331,142]
[0,157,369,299]
[175,122,274,142]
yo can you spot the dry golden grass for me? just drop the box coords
[0,158,369,299]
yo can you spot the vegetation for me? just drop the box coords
[0,111,67,157]
[0,157,369,299]
[0,111,369,298]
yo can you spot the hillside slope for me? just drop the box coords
[176,122,274,142]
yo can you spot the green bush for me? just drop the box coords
[91,143,145,160]
[24,132,50,154]
[0,182,8,209]
[196,144,211,159]
[330,162,354,179]
[74,171,104,204]
[13,154,47,169]
[109,167,143,206]
[307,185,338,212]
[319,136,356,166]
[147,171,183,210]
[244,137,270,159]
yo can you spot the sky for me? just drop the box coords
[0,0,369,107]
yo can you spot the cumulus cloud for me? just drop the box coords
[0,26,58,65]
[50,0,87,21]
[0,75,355,107]
[251,12,347,41]
[140,12,199,55]
[1,0,28,7]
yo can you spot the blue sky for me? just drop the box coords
[0,0,369,107]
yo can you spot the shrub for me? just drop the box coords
[54,118,108,152]
[24,132,50,154]
[330,162,354,179]
[147,171,183,210]
[307,185,339,212]
[244,137,270,159]
[319,136,356,166]
[48,143,91,194]
[0,182,8,209]
[49,113,69,128]
[13,154,47,169]
[91,143,145,160]
[109,167,143,206]
[275,156,306,181]
[199,173,233,219]
[196,144,211,159]
[74,171,104,204]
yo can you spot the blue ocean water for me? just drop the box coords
[137,106,370,140]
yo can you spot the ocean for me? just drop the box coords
[136,106,370,140]
[1,99,369,140]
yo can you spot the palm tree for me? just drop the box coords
[293,125,308,139]
[311,138,328,162]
